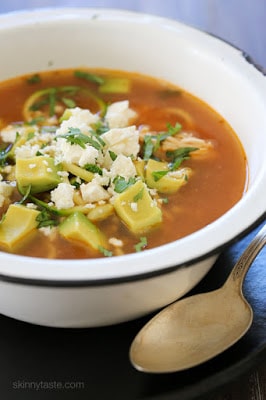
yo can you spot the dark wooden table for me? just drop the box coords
[0,1,265,400]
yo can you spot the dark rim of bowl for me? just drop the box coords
[0,27,265,287]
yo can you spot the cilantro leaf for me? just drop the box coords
[133,188,144,202]
[27,74,41,84]
[134,236,147,252]
[143,135,154,160]
[84,164,103,175]
[167,147,198,169]
[57,127,104,150]
[98,245,113,257]
[152,170,169,181]
[61,97,76,108]
[74,70,105,85]
[0,142,14,166]
[36,209,59,228]
[113,176,136,193]
[109,150,117,161]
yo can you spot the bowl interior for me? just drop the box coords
[0,8,265,281]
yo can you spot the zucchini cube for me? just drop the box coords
[113,180,162,234]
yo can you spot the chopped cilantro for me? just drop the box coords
[98,245,113,257]
[109,150,117,161]
[57,127,104,150]
[84,164,103,175]
[143,135,154,160]
[61,97,76,108]
[113,176,136,193]
[90,120,109,136]
[74,70,105,85]
[27,74,41,84]
[17,185,32,205]
[26,131,35,141]
[152,170,169,181]
[26,116,46,125]
[134,236,147,252]
[0,142,14,166]
[133,187,144,202]
[143,123,182,160]
[36,209,59,228]
[167,146,198,169]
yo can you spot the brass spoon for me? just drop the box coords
[130,223,266,373]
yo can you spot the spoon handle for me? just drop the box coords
[228,223,266,288]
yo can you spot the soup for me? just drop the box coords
[0,68,247,258]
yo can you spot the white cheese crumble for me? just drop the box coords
[55,107,99,136]
[108,237,123,247]
[105,100,137,129]
[101,126,139,158]
[0,181,15,207]
[80,181,110,203]
[15,144,40,159]
[109,154,136,180]
[50,183,75,209]
[130,202,138,212]
[0,125,25,143]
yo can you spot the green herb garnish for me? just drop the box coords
[113,176,136,193]
[134,236,147,252]
[61,97,76,108]
[27,74,41,84]
[36,209,59,228]
[57,127,103,150]
[167,147,198,169]
[152,170,169,182]
[109,150,117,161]
[133,188,144,202]
[0,143,13,166]
[98,245,113,257]
[84,164,103,175]
[74,70,105,85]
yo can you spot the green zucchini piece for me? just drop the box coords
[58,211,108,251]
[113,180,162,234]
[0,204,40,249]
[99,77,130,94]
[16,156,61,194]
[145,159,190,194]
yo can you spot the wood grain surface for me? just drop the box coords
[0,1,265,400]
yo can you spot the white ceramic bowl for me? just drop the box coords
[0,8,265,327]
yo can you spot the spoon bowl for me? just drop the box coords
[130,223,266,373]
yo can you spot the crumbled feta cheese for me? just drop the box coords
[0,125,24,143]
[15,144,40,159]
[102,126,139,158]
[80,181,110,203]
[55,107,99,136]
[57,170,69,177]
[105,101,137,129]
[0,181,15,206]
[130,202,138,212]
[50,183,75,209]
[29,163,36,169]
[108,237,123,247]
[55,138,99,167]
[39,226,57,238]
[78,146,99,167]
[26,203,38,209]
[110,154,136,180]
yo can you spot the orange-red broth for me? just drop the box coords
[0,69,247,258]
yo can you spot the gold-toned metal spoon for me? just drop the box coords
[130,223,266,373]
